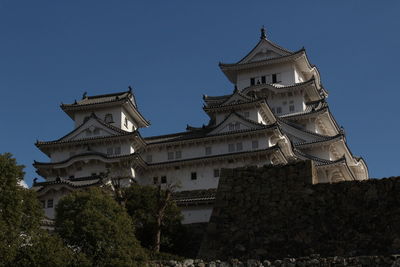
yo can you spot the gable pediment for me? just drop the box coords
[220,92,253,106]
[208,113,263,135]
[239,39,291,64]
[61,117,126,142]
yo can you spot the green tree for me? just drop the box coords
[123,184,183,253]
[0,152,77,267]
[55,187,147,267]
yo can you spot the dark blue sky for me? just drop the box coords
[1,1,399,185]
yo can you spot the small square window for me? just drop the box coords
[228,144,235,152]
[288,92,293,97]
[107,147,113,155]
[213,169,220,177]
[161,176,167,184]
[244,112,250,118]
[289,105,295,112]
[175,151,182,159]
[276,107,282,114]
[104,113,113,123]
[153,177,158,185]
[146,155,153,163]
[205,147,212,155]
[47,199,53,208]
[167,152,174,160]
[236,142,243,151]
[191,172,197,180]
[252,140,259,149]
[261,76,266,84]
[114,147,121,155]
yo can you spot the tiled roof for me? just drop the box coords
[61,91,133,109]
[144,112,278,145]
[32,176,104,190]
[33,152,141,167]
[147,146,283,167]
[219,48,305,69]
[173,189,217,206]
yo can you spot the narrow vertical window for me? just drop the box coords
[276,107,282,114]
[213,169,220,177]
[153,177,158,184]
[289,105,295,112]
[236,142,243,151]
[228,144,235,152]
[175,151,182,159]
[47,199,53,208]
[191,172,197,180]
[114,147,121,155]
[234,122,240,130]
[205,147,212,155]
[161,176,167,184]
[252,140,259,149]
[261,76,266,84]
[250,78,255,86]
[167,152,174,160]
[272,74,277,83]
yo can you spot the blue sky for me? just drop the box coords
[1,1,399,186]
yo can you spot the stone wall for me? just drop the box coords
[198,161,400,260]
[151,255,400,266]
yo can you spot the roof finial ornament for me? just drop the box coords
[82,91,87,99]
[260,26,267,39]
[128,86,132,93]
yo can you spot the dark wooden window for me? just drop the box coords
[191,172,197,180]
[214,169,220,177]
[161,176,167,184]
[153,177,158,184]
[250,78,255,86]
[47,199,53,208]
[261,76,266,84]
[272,74,277,83]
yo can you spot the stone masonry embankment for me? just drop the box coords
[198,161,400,260]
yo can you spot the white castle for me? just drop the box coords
[33,28,368,224]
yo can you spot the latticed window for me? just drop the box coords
[47,199,53,208]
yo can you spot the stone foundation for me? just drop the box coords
[198,160,400,260]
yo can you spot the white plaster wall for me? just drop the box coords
[181,206,213,224]
[267,93,305,115]
[138,150,269,191]
[38,188,71,219]
[236,63,295,90]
